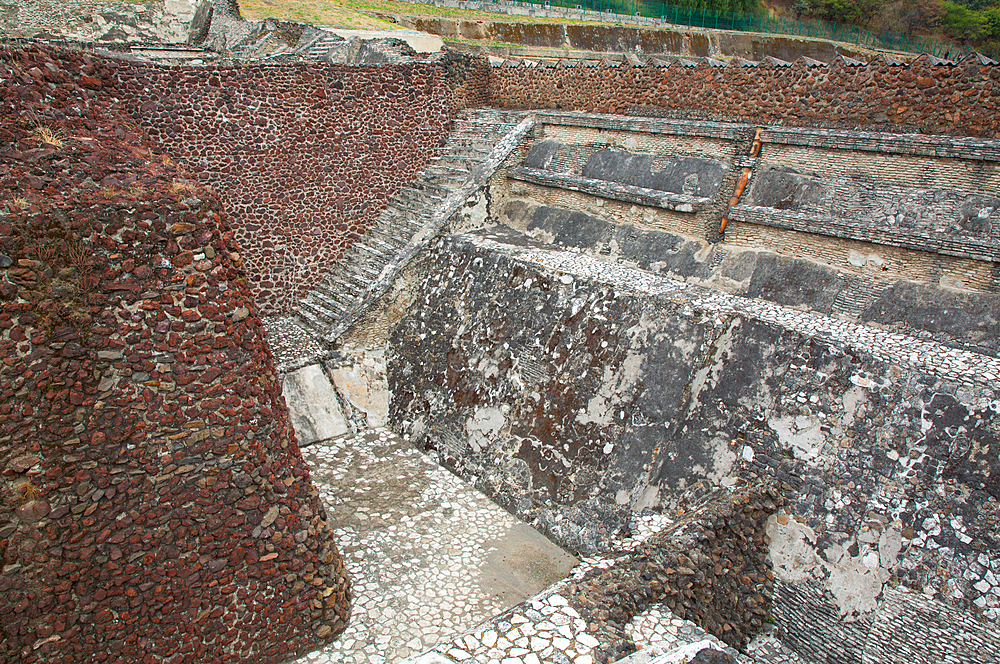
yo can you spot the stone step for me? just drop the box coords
[383,205,432,229]
[439,145,491,162]
[336,263,370,287]
[419,172,469,189]
[365,232,402,254]
[354,241,391,263]
[459,110,523,123]
[354,260,381,279]
[400,182,446,200]
[443,136,498,151]
[288,110,530,344]
[429,154,485,170]
[298,298,339,323]
[393,186,446,206]
[292,303,327,334]
[406,179,452,197]
[419,164,470,181]
[384,198,435,219]
[395,187,445,208]
[448,126,518,141]
[325,273,366,298]
[308,287,348,314]
[304,36,344,58]
[451,116,520,130]
[370,221,411,245]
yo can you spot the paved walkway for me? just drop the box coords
[273,361,813,664]
[289,428,577,664]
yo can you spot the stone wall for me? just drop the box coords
[387,229,1000,661]
[485,113,1000,354]
[0,0,199,43]
[396,14,877,62]
[487,57,1000,139]
[565,484,782,661]
[0,44,349,663]
[108,57,457,315]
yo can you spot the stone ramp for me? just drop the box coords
[289,428,578,664]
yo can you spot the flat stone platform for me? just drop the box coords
[290,428,578,664]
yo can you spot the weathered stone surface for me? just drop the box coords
[744,253,847,314]
[518,203,712,275]
[523,139,728,198]
[388,229,1000,657]
[281,364,349,445]
[581,148,727,198]
[748,166,826,210]
[861,281,1000,348]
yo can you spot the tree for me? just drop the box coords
[942,0,989,40]
[793,0,887,26]
[894,0,947,31]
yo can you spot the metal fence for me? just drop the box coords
[514,0,995,59]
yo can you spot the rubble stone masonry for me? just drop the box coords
[0,44,350,664]
[487,56,1000,139]
[110,59,454,315]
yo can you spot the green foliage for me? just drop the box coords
[949,0,999,10]
[659,0,759,11]
[793,0,886,26]
[893,0,946,31]
[941,0,1000,42]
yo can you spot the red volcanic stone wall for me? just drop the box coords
[489,57,1000,138]
[108,59,455,315]
[1,45,349,664]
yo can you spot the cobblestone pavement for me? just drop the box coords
[403,511,758,664]
[289,428,576,664]
[275,387,810,664]
[409,587,806,664]
[626,606,733,657]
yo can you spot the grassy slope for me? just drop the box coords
[239,0,611,29]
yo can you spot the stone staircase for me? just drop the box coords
[300,33,345,59]
[289,109,535,347]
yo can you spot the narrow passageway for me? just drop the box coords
[284,406,576,664]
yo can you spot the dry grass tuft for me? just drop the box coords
[33,125,65,148]
[169,180,198,196]
[17,480,41,503]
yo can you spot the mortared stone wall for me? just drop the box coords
[487,56,1000,139]
[0,44,350,664]
[109,58,459,315]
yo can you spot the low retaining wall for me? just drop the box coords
[395,14,875,62]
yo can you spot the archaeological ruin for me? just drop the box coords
[1,1,998,663]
